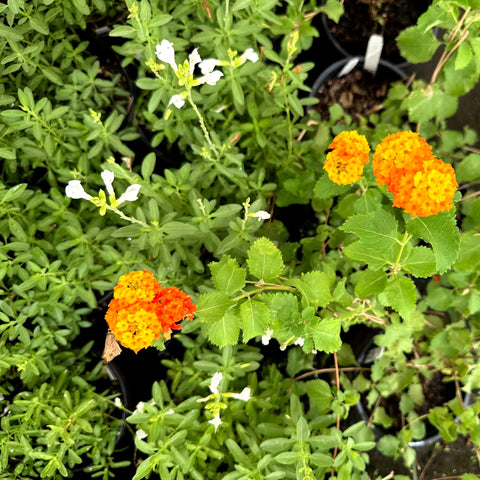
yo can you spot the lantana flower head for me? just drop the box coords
[323,130,370,185]
[106,270,196,353]
[373,131,457,217]
[372,131,433,186]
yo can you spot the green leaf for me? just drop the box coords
[322,0,344,23]
[209,256,246,296]
[289,271,332,308]
[306,379,332,413]
[196,292,235,324]
[456,153,480,183]
[275,452,298,465]
[310,452,334,467]
[403,83,458,122]
[313,174,349,199]
[343,242,391,270]
[241,299,270,342]
[454,232,480,271]
[141,153,156,179]
[308,317,341,353]
[402,246,436,278]
[2,183,27,202]
[455,42,473,70]
[354,269,388,297]
[406,211,460,274]
[340,210,398,250]
[246,237,284,282]
[396,26,440,63]
[206,310,241,347]
[384,276,416,319]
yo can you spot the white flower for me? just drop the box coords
[114,397,123,408]
[209,371,223,394]
[240,48,259,63]
[252,210,270,221]
[294,337,305,347]
[199,58,222,74]
[117,184,141,204]
[209,413,222,433]
[65,180,93,201]
[155,39,178,72]
[101,170,115,196]
[136,429,148,440]
[198,70,223,86]
[232,387,251,402]
[168,93,185,109]
[165,408,175,415]
[262,328,273,345]
[188,48,202,75]
[134,401,145,414]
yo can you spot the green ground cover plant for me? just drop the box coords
[1,0,480,479]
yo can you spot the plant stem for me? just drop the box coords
[187,94,219,157]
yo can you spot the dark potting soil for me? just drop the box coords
[313,67,397,120]
[326,0,431,64]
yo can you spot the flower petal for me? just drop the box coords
[117,184,141,204]
[65,180,93,200]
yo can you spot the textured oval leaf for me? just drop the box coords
[241,299,270,342]
[246,237,284,282]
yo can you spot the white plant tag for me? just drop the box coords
[337,57,360,77]
[364,34,384,74]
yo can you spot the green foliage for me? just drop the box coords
[2,0,480,477]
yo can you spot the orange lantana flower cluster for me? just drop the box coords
[323,130,371,185]
[105,270,196,353]
[372,131,458,217]
[323,130,457,217]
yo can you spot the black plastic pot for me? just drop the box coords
[318,0,431,69]
[308,56,407,118]
[355,338,471,448]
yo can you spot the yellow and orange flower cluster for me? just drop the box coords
[372,131,457,217]
[323,130,457,217]
[323,130,371,185]
[105,270,196,353]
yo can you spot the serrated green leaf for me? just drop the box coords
[355,269,388,297]
[404,83,458,122]
[246,237,284,282]
[340,210,398,250]
[343,242,390,270]
[405,211,459,274]
[289,271,332,308]
[454,232,480,271]
[384,276,416,319]
[402,246,436,278]
[196,292,235,324]
[313,174,349,199]
[206,310,241,348]
[209,256,246,296]
[241,299,270,342]
[308,317,341,353]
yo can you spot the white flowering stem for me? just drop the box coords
[187,92,219,157]
[103,204,150,229]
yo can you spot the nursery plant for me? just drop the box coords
[1,0,480,479]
